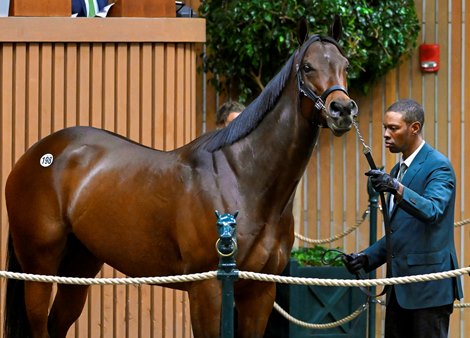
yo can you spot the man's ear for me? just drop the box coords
[411,121,422,135]
[329,14,342,41]
[297,18,309,46]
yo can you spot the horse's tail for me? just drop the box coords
[3,234,31,338]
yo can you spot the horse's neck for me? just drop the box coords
[223,83,320,210]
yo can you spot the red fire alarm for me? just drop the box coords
[419,44,440,72]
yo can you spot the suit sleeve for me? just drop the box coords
[364,237,387,271]
[364,155,455,271]
[398,163,455,223]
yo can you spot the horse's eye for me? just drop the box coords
[303,64,313,73]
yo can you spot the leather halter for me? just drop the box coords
[295,35,349,116]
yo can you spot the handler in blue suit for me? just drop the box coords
[345,99,463,338]
[72,0,108,17]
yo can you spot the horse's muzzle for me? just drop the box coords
[327,99,358,136]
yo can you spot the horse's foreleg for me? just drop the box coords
[235,281,276,338]
[188,279,222,338]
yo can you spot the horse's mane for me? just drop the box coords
[202,52,296,152]
[201,35,342,153]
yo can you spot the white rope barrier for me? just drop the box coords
[0,266,468,330]
[295,212,469,245]
[273,293,469,330]
[238,266,470,287]
[0,270,217,285]
[295,209,369,244]
[1,266,468,287]
[273,301,368,329]
[454,218,470,227]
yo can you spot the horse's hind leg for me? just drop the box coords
[48,235,103,338]
[22,281,55,338]
[10,224,69,338]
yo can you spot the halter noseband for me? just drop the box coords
[295,35,349,113]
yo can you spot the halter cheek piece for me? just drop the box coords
[295,35,349,115]
[296,70,348,112]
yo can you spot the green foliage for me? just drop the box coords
[199,0,420,103]
[291,245,344,267]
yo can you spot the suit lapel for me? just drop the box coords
[390,143,432,216]
[400,143,431,187]
[80,0,88,16]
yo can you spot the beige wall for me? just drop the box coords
[0,17,204,338]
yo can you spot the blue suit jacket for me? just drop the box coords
[364,143,463,309]
[72,0,109,16]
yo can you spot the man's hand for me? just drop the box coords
[342,252,369,275]
[365,169,399,193]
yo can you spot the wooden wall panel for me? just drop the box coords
[1,18,203,338]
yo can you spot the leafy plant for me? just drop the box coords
[291,245,345,267]
[199,0,420,102]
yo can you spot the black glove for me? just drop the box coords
[342,252,368,275]
[365,169,399,193]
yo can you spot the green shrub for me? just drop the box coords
[199,0,420,102]
[291,245,345,267]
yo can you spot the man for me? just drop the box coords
[216,101,245,128]
[345,99,463,338]
[72,0,109,17]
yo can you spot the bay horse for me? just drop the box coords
[4,18,357,338]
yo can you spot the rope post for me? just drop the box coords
[215,211,239,338]
[367,179,379,338]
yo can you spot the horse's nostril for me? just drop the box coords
[330,101,342,116]
[349,100,358,116]
[331,100,358,117]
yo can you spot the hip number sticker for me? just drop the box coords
[40,154,54,167]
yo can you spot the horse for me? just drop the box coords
[4,18,357,338]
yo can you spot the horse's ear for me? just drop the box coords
[297,18,309,45]
[233,211,239,219]
[215,210,220,219]
[329,14,342,41]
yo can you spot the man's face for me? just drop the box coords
[383,111,413,154]
[224,112,240,126]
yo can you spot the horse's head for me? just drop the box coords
[295,17,358,136]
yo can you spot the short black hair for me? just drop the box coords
[216,101,245,126]
[386,99,425,133]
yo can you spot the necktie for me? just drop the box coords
[390,163,407,211]
[397,163,407,182]
[88,0,96,17]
